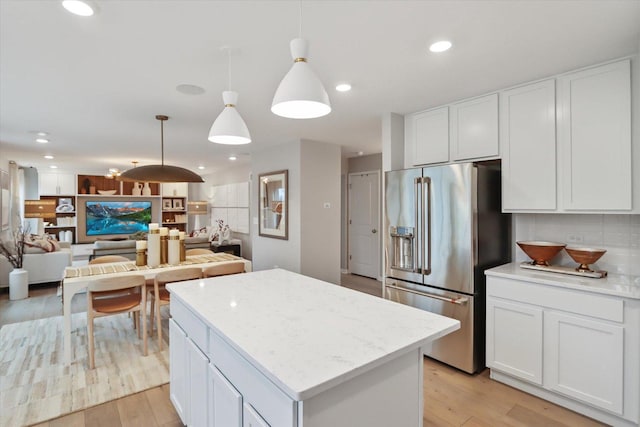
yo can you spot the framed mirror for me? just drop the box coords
[259,170,288,240]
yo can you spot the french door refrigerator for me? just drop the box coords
[384,162,510,373]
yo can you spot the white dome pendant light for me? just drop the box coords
[208,48,251,145]
[271,2,331,119]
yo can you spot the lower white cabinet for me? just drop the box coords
[188,339,209,427]
[210,365,242,427]
[486,298,543,385]
[243,403,270,427]
[169,320,188,425]
[486,274,638,426]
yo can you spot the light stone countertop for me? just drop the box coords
[486,262,640,300]
[167,268,459,400]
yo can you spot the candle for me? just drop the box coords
[169,229,179,237]
[160,227,169,264]
[147,227,160,267]
[160,227,169,236]
[179,231,186,261]
[168,230,180,266]
[149,223,159,230]
[136,240,147,250]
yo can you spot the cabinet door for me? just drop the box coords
[39,172,59,195]
[544,311,623,414]
[450,93,499,161]
[57,173,76,195]
[486,297,543,385]
[163,183,188,197]
[243,403,269,427]
[558,59,631,210]
[405,107,449,166]
[188,339,209,427]
[500,80,557,211]
[169,320,189,425]
[209,364,242,427]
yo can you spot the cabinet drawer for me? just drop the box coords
[487,276,623,323]
[170,298,208,353]
[209,330,297,427]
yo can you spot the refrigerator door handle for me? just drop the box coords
[414,177,422,273]
[386,284,469,305]
[422,176,432,275]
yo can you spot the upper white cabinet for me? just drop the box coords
[501,80,557,211]
[450,93,499,161]
[558,59,631,211]
[162,182,188,197]
[39,172,76,195]
[405,107,449,166]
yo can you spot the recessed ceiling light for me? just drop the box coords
[36,131,48,137]
[357,151,364,156]
[49,165,58,169]
[36,138,49,144]
[176,84,205,95]
[198,166,205,170]
[44,155,54,159]
[429,40,452,53]
[62,0,95,16]
[336,83,352,92]
[228,156,237,161]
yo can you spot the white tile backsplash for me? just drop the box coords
[514,214,640,276]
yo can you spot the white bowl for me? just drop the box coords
[97,190,117,195]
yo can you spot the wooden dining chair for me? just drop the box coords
[149,267,202,350]
[185,248,214,256]
[87,274,147,369]
[202,261,246,278]
[89,255,131,264]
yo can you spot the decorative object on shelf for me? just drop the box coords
[172,199,183,210]
[117,115,204,183]
[258,170,288,240]
[271,2,330,119]
[0,225,29,300]
[82,178,91,194]
[97,189,117,195]
[516,241,566,266]
[89,185,96,195]
[565,247,607,272]
[132,182,142,196]
[142,182,151,196]
[209,47,251,145]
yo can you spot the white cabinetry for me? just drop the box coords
[243,403,269,427]
[486,272,638,426]
[500,80,557,211]
[39,172,76,195]
[486,298,542,385]
[450,93,499,161]
[558,59,631,211]
[404,107,449,166]
[210,365,242,426]
[162,183,188,197]
[169,320,188,425]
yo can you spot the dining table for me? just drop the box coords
[61,253,252,365]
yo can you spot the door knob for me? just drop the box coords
[372,229,377,234]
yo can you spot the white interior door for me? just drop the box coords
[349,171,380,279]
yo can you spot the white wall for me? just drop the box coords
[300,140,341,284]
[251,141,301,273]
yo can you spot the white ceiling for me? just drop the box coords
[1,0,639,176]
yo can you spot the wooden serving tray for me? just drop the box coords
[519,262,607,279]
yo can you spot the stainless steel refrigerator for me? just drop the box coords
[384,162,510,374]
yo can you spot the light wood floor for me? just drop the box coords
[2,278,606,427]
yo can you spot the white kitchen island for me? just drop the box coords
[167,268,459,427]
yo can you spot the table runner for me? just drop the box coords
[64,253,241,278]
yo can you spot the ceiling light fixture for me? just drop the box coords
[118,115,204,183]
[36,138,49,143]
[49,165,58,169]
[228,156,237,161]
[105,168,122,179]
[198,165,205,170]
[271,1,330,119]
[208,47,251,145]
[36,132,48,137]
[429,40,452,53]
[44,155,54,159]
[336,83,351,92]
[61,0,95,16]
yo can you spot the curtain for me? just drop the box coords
[8,161,22,234]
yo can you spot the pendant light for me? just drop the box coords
[271,1,331,119]
[118,115,204,183]
[208,48,251,145]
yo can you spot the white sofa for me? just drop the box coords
[0,245,72,288]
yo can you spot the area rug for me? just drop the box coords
[0,311,170,426]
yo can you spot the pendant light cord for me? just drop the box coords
[227,48,231,91]
[160,118,164,166]
[299,0,302,38]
